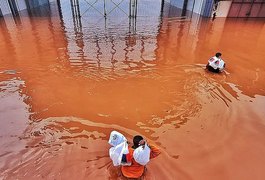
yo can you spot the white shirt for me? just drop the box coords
[208,56,225,71]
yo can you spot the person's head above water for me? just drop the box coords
[133,135,144,149]
[215,52,222,58]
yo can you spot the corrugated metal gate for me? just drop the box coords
[228,0,265,17]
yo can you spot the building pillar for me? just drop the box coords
[70,0,82,32]
[8,0,19,16]
[0,8,3,17]
[129,0,138,18]
[181,0,189,16]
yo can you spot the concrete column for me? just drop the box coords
[70,0,82,32]
[56,0,63,19]
[129,0,138,18]
[8,0,19,16]
[181,0,189,16]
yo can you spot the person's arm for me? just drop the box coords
[139,140,161,159]
[148,143,161,159]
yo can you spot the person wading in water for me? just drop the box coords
[121,135,161,179]
[206,52,226,73]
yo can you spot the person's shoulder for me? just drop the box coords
[128,147,135,153]
[209,56,216,62]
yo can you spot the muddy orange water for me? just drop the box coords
[1,3,265,180]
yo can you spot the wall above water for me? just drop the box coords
[0,0,50,17]
[228,0,265,18]
[167,0,265,18]
[213,1,232,17]
[165,0,214,17]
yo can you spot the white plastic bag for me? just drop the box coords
[109,141,130,166]
[208,57,219,70]
[218,59,225,71]
[133,144,151,166]
[108,131,127,147]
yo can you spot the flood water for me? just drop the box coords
[0,1,265,180]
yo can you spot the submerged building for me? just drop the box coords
[167,0,265,18]
[0,0,265,18]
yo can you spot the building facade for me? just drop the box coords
[0,0,265,18]
[0,0,50,17]
[165,0,265,18]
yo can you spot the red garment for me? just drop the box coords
[121,143,161,178]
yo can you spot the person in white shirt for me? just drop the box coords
[206,52,226,73]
